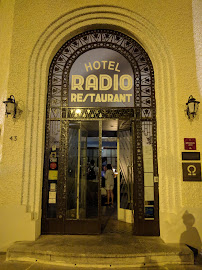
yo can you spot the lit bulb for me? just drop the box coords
[75,109,81,114]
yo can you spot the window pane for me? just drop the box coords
[66,123,79,219]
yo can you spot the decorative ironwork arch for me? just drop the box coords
[43,29,159,235]
[48,29,155,115]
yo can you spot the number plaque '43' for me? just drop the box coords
[10,136,17,141]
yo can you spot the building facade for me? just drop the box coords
[0,0,201,251]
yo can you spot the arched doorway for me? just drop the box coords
[42,29,159,236]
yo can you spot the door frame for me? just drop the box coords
[42,29,159,236]
[117,119,135,224]
[42,110,159,235]
[42,119,103,234]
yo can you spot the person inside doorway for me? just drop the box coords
[101,165,107,187]
[87,160,99,206]
[104,164,114,206]
[87,160,98,181]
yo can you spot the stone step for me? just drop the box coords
[6,235,194,268]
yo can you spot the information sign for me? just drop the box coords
[184,138,196,150]
[182,163,201,181]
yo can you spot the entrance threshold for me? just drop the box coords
[101,203,133,235]
[7,235,193,268]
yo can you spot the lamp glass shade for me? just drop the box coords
[6,102,15,115]
[188,102,195,114]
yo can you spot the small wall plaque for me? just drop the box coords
[182,152,200,160]
[184,138,196,150]
[154,176,159,183]
[182,163,201,181]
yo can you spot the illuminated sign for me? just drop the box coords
[69,48,134,107]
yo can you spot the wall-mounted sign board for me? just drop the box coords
[182,163,201,181]
[69,48,134,108]
[184,138,196,150]
[48,170,58,180]
[182,152,200,160]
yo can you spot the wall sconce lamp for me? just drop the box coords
[3,95,17,118]
[186,95,200,119]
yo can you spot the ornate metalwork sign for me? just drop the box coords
[69,48,134,107]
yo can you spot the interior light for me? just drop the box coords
[75,109,81,114]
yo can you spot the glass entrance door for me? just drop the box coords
[42,115,159,235]
[117,120,134,223]
[64,120,101,234]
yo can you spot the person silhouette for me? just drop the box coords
[180,211,201,258]
[104,164,114,206]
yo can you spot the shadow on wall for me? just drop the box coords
[180,211,202,260]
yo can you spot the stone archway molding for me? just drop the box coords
[21,5,181,237]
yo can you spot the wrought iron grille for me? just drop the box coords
[43,29,158,227]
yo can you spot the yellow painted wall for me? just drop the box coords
[0,0,15,162]
[0,0,201,250]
